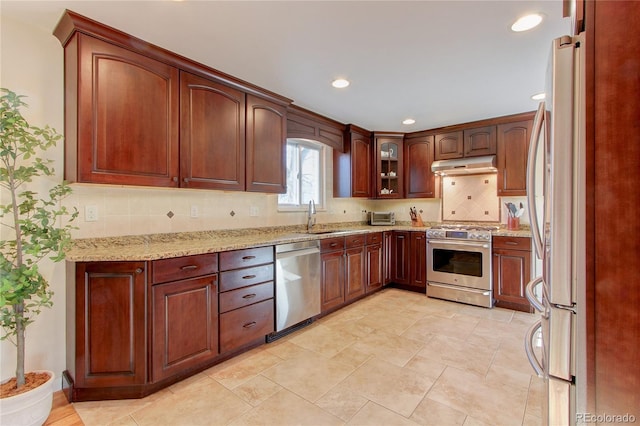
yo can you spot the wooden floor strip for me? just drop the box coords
[44,391,83,426]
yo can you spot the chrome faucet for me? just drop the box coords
[307,199,316,231]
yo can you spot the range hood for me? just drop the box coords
[431,155,497,176]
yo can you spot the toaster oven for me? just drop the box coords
[369,211,395,225]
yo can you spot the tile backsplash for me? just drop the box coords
[442,174,499,222]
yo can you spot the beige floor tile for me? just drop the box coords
[410,397,466,426]
[463,416,495,426]
[315,383,369,422]
[492,338,538,376]
[289,323,359,357]
[472,317,530,342]
[73,390,172,425]
[229,388,343,426]
[459,304,515,323]
[207,347,283,389]
[404,354,447,382]
[262,339,313,360]
[522,412,543,426]
[350,329,424,367]
[331,346,373,369]
[347,401,419,425]
[262,350,356,402]
[232,375,283,407]
[130,377,251,425]
[108,415,138,426]
[340,357,434,417]
[525,376,545,419]
[404,314,479,342]
[416,334,496,377]
[427,367,528,425]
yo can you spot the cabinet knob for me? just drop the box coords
[183,178,190,183]
[172,176,178,183]
[135,268,143,274]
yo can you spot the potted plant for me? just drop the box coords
[0,89,77,425]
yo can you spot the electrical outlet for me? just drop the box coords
[85,205,98,222]
[249,206,259,217]
[190,205,199,218]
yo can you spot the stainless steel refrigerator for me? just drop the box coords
[524,33,586,425]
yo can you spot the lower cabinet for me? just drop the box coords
[391,231,411,285]
[151,275,218,382]
[492,236,533,312]
[365,232,383,293]
[409,231,428,292]
[320,237,346,312]
[383,231,393,285]
[389,230,427,292]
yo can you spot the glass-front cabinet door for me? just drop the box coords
[374,133,404,198]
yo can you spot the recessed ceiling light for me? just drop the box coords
[531,92,546,100]
[511,13,543,32]
[331,79,350,89]
[402,118,416,125]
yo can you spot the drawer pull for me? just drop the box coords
[180,265,199,270]
[242,274,257,280]
[330,242,338,247]
[242,255,256,260]
[243,321,257,329]
[242,293,257,299]
[353,239,361,244]
[505,242,519,246]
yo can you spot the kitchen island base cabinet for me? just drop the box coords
[492,236,532,313]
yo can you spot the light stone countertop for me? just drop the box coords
[66,221,531,262]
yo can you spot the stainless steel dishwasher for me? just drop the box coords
[274,240,321,333]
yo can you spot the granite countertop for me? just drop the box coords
[66,221,531,262]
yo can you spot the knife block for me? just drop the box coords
[507,216,520,230]
[411,214,424,227]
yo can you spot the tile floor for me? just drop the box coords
[72,289,543,425]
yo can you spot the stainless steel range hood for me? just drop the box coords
[431,155,497,175]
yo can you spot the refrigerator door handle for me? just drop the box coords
[524,320,545,378]
[526,101,545,260]
[526,276,548,317]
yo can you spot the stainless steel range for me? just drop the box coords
[426,225,497,308]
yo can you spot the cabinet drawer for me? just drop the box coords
[219,299,274,353]
[219,246,273,271]
[493,236,531,251]
[366,232,383,245]
[219,281,274,313]
[219,264,274,292]
[346,234,366,248]
[320,237,345,252]
[151,253,218,284]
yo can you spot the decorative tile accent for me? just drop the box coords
[166,211,174,218]
[442,174,499,222]
[230,210,235,217]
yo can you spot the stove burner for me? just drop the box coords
[427,224,497,242]
[429,224,499,232]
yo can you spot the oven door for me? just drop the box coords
[427,239,491,290]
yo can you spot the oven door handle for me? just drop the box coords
[428,240,490,249]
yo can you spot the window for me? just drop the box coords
[278,139,325,209]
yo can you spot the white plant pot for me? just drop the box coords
[0,370,55,426]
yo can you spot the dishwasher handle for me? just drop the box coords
[276,247,320,260]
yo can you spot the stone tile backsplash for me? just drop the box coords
[442,174,499,222]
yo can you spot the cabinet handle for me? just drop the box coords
[242,255,256,260]
[135,268,143,274]
[243,321,257,329]
[505,242,519,246]
[242,293,257,299]
[330,243,338,247]
[242,274,257,280]
[352,240,361,244]
[180,265,198,270]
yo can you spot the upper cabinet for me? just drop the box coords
[287,105,344,151]
[404,134,436,198]
[463,126,497,157]
[434,131,463,160]
[334,125,372,198]
[497,119,533,196]
[55,10,291,193]
[374,133,404,199]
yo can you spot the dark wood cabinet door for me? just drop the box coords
[492,238,532,312]
[463,126,497,157]
[434,131,463,160]
[391,231,410,285]
[219,299,274,354]
[180,71,245,190]
[375,134,404,198]
[75,262,147,387]
[351,134,372,197]
[245,94,287,193]
[321,250,345,312]
[409,232,427,292]
[497,120,533,196]
[151,275,218,382]
[366,243,383,293]
[383,231,393,285]
[73,34,179,187]
[404,135,436,198]
[334,125,372,198]
[345,247,365,301]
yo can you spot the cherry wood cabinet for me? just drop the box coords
[65,34,180,187]
[320,238,346,312]
[287,104,345,151]
[389,231,427,292]
[365,233,383,293]
[71,262,148,391]
[151,275,218,382]
[375,132,404,198]
[245,95,287,193]
[492,236,532,312]
[404,134,436,198]
[383,231,393,285]
[334,124,372,198]
[345,244,366,302]
[497,119,533,196]
[180,71,245,190]
[391,231,411,285]
[434,131,463,160]
[409,232,428,292]
[463,126,497,157]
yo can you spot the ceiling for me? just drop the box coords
[2,1,570,132]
